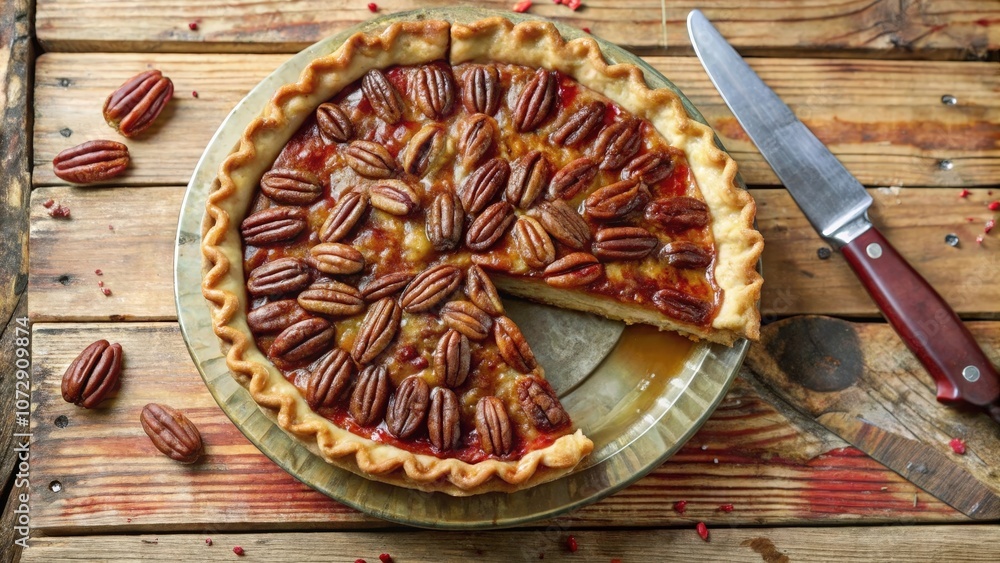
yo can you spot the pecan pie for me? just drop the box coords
[202,17,763,495]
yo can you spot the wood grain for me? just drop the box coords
[22,526,1000,562]
[34,0,1000,59]
[31,53,1000,188]
[27,185,1000,322]
[28,321,964,534]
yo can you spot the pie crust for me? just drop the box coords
[202,17,762,495]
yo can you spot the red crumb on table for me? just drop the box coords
[949,438,966,454]
[97,280,104,287]
[192,90,199,98]
[959,189,971,198]
[696,521,709,541]
[188,22,198,31]
[205,538,212,546]
[48,203,71,218]
[977,234,986,245]
[988,201,1000,211]
[109,224,115,230]
[566,535,578,552]
[673,500,688,514]
[566,0,583,10]
[95,269,103,275]
[582,27,591,33]
[101,287,112,296]
[233,546,244,556]
[367,2,378,12]
[986,219,996,234]
[513,1,532,12]
[43,198,55,208]
[355,559,367,563]
[719,503,735,512]
[379,554,393,563]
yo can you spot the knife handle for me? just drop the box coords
[841,227,1000,406]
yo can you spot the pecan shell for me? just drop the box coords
[351,297,402,364]
[400,264,463,313]
[644,197,711,233]
[595,119,643,171]
[427,387,461,451]
[434,329,471,388]
[551,101,606,147]
[269,317,335,363]
[465,200,515,252]
[622,150,675,184]
[61,339,123,408]
[52,140,130,184]
[661,241,713,269]
[306,348,355,409]
[140,403,203,464]
[241,206,307,246]
[517,377,569,430]
[543,252,603,288]
[349,365,390,427]
[512,216,556,269]
[320,191,369,242]
[426,190,465,251]
[316,102,354,143]
[412,64,456,120]
[493,316,537,374]
[309,242,365,275]
[369,180,420,216]
[386,375,431,439]
[593,226,658,261]
[461,64,502,115]
[513,68,558,132]
[584,178,650,221]
[459,157,510,215]
[246,257,311,296]
[361,272,415,302]
[440,300,493,341]
[465,264,504,316]
[297,280,365,317]
[533,200,591,250]
[247,299,311,333]
[344,140,397,179]
[458,113,498,170]
[476,396,513,456]
[260,168,322,205]
[652,288,714,325]
[548,157,598,201]
[361,69,404,124]
[103,69,173,138]
[402,124,446,177]
[506,151,550,209]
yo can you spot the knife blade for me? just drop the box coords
[687,10,1000,420]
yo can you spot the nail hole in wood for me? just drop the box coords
[54,415,69,428]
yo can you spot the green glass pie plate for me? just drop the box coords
[173,6,750,529]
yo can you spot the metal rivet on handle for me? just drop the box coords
[866,243,883,259]
[962,365,981,383]
[938,159,954,171]
[941,95,957,105]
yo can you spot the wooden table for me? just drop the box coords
[3,1,999,560]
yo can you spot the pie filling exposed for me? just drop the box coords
[203,18,763,494]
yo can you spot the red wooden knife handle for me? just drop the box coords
[841,227,1000,406]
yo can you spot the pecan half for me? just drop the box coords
[459,157,510,215]
[349,365,390,426]
[345,140,397,179]
[316,102,354,143]
[260,168,322,205]
[361,272,415,302]
[465,200,515,252]
[476,396,513,456]
[548,157,598,200]
[400,264,462,313]
[103,69,173,138]
[493,316,537,374]
[386,376,430,439]
[412,64,455,120]
[593,226,658,261]
[584,178,650,221]
[433,329,470,388]
[533,200,591,250]
[370,180,420,216]
[551,101,606,147]
[320,191,369,242]
[297,280,365,317]
[52,140,129,184]
[513,68,557,132]
[426,190,465,251]
[241,206,307,246]
[309,242,365,275]
[652,288,714,325]
[458,113,498,170]
[440,300,493,341]
[595,119,643,171]
[622,150,675,184]
[361,69,403,124]
[246,257,311,296]
[461,64,501,115]
[465,264,504,316]
[644,197,710,233]
[140,403,202,464]
[506,151,550,209]
[61,340,122,408]
[269,318,335,363]
[517,377,569,430]
[661,241,713,269]
[247,299,310,333]
[427,387,461,451]
[402,124,446,177]
[306,348,354,409]
[543,252,603,288]
[351,297,402,364]
[512,216,556,268]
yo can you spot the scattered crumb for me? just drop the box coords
[43,198,55,208]
[379,554,393,563]
[48,203,71,218]
[700,444,708,450]
[566,535,578,553]
[367,2,378,12]
[713,458,719,464]
[582,27,591,33]
[192,91,199,98]
[205,538,212,546]
[512,0,532,12]
[985,219,995,234]
[959,189,971,198]
[98,280,104,287]
[233,546,244,556]
[696,522,709,541]
[977,234,985,245]
[719,503,734,512]
[673,500,688,514]
[989,201,1000,211]
[108,224,115,230]
[188,22,198,31]
[949,437,966,455]
[101,287,112,296]
[95,269,103,276]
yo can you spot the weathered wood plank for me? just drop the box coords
[32,53,1000,188]
[34,0,1000,59]
[28,185,1000,322]
[29,322,964,534]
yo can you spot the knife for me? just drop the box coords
[687,10,1000,422]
